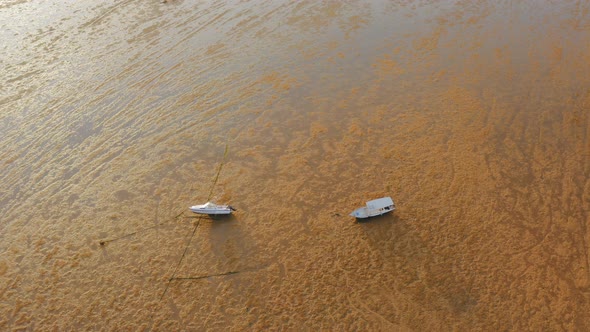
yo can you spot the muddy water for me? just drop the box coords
[1,0,590,330]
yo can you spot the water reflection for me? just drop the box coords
[1,0,590,330]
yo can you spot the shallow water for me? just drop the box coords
[1,0,590,330]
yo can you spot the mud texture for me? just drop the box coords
[1,0,590,330]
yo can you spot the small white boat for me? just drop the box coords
[350,197,395,219]
[189,202,235,215]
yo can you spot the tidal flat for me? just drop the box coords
[1,0,589,330]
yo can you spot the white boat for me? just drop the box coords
[350,197,395,219]
[189,202,235,215]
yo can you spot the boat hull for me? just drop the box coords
[189,202,234,215]
[349,207,392,219]
[349,196,396,219]
[189,208,232,215]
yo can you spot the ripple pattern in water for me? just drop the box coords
[1,0,590,330]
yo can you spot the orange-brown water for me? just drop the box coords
[1,0,590,330]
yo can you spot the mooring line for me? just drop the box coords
[160,142,230,300]
[99,210,186,246]
[170,263,272,282]
[171,271,239,281]
[99,141,230,247]
[159,218,202,300]
[207,142,229,201]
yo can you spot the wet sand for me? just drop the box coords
[1,0,590,330]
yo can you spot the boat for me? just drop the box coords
[189,202,235,215]
[349,197,395,219]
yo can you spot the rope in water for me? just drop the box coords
[159,142,230,300]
